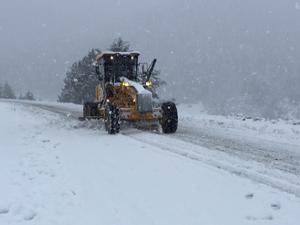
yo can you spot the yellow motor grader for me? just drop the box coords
[82,51,178,134]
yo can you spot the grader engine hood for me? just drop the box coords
[137,92,153,113]
[121,78,153,113]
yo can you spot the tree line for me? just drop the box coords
[0,82,16,99]
[58,37,164,104]
[0,82,35,100]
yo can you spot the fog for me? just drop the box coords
[1,0,300,118]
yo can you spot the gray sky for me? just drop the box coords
[0,0,300,108]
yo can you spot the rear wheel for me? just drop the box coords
[105,104,120,134]
[160,102,178,133]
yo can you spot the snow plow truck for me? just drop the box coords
[82,51,178,134]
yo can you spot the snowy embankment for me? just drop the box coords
[0,101,300,225]
[178,103,300,147]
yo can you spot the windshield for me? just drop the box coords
[104,56,137,82]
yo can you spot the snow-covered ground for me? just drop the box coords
[179,103,300,147]
[1,100,300,225]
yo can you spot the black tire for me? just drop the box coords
[160,102,178,133]
[105,104,120,134]
[83,102,99,118]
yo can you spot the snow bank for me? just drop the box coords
[178,103,300,147]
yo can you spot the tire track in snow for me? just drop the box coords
[125,132,300,198]
[174,125,300,176]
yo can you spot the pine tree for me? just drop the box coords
[24,91,35,100]
[58,49,100,103]
[18,93,24,100]
[2,82,16,99]
[109,37,130,52]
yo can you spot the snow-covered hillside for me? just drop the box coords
[1,101,300,225]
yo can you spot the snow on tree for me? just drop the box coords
[19,90,35,100]
[109,37,130,52]
[2,82,16,99]
[58,49,100,104]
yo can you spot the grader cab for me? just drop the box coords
[82,51,178,134]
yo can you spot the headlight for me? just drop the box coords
[145,80,152,87]
[122,81,129,87]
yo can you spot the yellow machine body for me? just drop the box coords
[95,83,160,122]
[82,51,178,134]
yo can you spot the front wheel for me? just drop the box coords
[105,104,120,134]
[160,102,178,133]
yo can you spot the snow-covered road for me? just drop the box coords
[15,100,300,197]
[1,100,300,225]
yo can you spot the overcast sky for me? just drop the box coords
[0,0,300,102]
